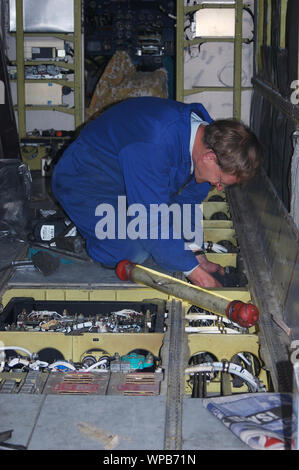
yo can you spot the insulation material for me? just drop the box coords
[195,9,235,37]
[85,51,168,121]
[290,136,299,229]
[183,0,255,124]
[25,83,62,105]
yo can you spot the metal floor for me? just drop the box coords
[0,395,249,451]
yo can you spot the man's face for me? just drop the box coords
[192,127,240,190]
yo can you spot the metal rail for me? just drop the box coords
[164,299,185,450]
[227,180,294,392]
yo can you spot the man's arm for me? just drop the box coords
[119,141,200,273]
[171,179,225,286]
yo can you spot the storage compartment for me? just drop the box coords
[0,297,165,333]
[0,297,167,395]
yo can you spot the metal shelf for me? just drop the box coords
[12,60,76,71]
[11,32,75,41]
[184,86,252,97]
[13,0,83,139]
[14,104,75,115]
[176,0,247,119]
[184,3,239,15]
[12,79,74,87]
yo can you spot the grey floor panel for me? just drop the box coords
[0,239,25,269]
[182,398,249,450]
[10,260,122,285]
[0,395,45,449]
[28,395,167,450]
[10,254,171,286]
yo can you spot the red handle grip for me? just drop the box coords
[226,300,259,328]
[115,259,135,281]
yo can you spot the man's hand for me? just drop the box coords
[187,253,225,287]
[195,253,225,276]
[187,264,223,288]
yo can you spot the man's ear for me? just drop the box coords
[202,149,217,162]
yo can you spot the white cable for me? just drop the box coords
[0,346,33,358]
[28,310,62,319]
[237,352,252,366]
[204,242,228,253]
[185,314,232,324]
[185,326,242,334]
[29,360,49,370]
[48,361,76,371]
[185,314,246,331]
[8,357,29,368]
[81,359,109,372]
[185,361,266,392]
[189,242,228,253]
[72,321,93,331]
[111,309,143,317]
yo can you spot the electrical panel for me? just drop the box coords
[24,37,66,60]
[0,297,166,396]
[84,0,176,69]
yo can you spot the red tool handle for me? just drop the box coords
[115,259,135,281]
[226,300,259,328]
[116,260,259,328]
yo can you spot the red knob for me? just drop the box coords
[226,300,259,328]
[115,260,135,281]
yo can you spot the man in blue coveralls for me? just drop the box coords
[52,97,262,288]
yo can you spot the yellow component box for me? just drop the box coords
[184,322,269,396]
[0,292,167,366]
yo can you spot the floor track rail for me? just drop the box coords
[164,299,185,450]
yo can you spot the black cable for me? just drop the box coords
[243,6,254,44]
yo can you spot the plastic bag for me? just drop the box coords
[0,159,32,236]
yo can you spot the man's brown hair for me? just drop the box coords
[203,119,263,183]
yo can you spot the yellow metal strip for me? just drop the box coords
[176,0,185,102]
[280,0,288,49]
[266,0,272,46]
[233,0,243,120]
[15,0,26,139]
[256,0,265,73]
[74,0,83,129]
